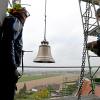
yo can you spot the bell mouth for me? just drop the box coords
[34,57,55,63]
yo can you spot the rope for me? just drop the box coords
[44,0,47,41]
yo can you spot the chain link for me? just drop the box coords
[77,1,90,100]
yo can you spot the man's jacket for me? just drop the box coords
[1,15,23,71]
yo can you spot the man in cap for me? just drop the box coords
[0,6,30,100]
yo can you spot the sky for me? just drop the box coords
[18,0,100,67]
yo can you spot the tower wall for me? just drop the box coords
[0,0,8,26]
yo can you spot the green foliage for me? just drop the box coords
[18,74,59,82]
[7,3,22,14]
[15,83,78,100]
[18,75,46,82]
[13,3,22,10]
[15,87,50,100]
[33,88,50,100]
[47,85,55,93]
[60,84,77,96]
[94,78,100,82]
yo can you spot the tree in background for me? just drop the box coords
[60,84,77,96]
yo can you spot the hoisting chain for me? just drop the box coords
[77,1,90,100]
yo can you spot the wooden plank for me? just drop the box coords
[88,26,99,37]
[81,0,100,5]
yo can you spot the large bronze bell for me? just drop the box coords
[34,40,55,63]
[34,0,55,63]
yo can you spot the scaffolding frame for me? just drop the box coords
[78,0,100,99]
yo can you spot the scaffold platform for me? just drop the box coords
[82,0,100,5]
[88,26,99,37]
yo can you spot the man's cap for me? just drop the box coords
[8,7,30,18]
